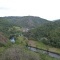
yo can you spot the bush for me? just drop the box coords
[0,43,6,47]
[0,46,40,60]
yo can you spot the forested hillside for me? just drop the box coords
[24,21,60,48]
[1,16,50,28]
[0,16,50,36]
[0,16,60,48]
[0,17,15,35]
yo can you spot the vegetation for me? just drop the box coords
[0,46,40,60]
[0,32,8,47]
[28,40,60,54]
[0,16,60,60]
[25,22,60,48]
[0,36,59,60]
[0,16,49,28]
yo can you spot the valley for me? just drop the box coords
[0,16,60,60]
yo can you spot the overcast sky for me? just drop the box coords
[0,0,60,21]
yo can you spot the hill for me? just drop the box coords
[24,20,60,48]
[1,16,50,28]
[0,16,60,60]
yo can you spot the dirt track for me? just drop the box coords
[28,40,36,47]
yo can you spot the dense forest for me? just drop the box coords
[24,21,60,48]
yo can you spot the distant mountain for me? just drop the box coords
[53,19,60,27]
[0,16,51,36]
[1,16,50,28]
[54,19,60,24]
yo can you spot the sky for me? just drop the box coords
[0,0,60,21]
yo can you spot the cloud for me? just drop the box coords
[0,7,9,10]
[0,0,60,20]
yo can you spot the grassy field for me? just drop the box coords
[28,40,60,54]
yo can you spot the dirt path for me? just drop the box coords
[28,40,36,47]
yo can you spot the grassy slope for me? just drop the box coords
[28,40,60,54]
[0,36,60,60]
[15,36,60,60]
